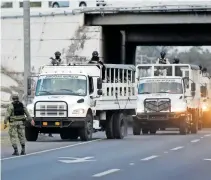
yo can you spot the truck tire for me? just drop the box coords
[133,120,141,135]
[190,112,198,134]
[105,113,115,139]
[60,131,69,140]
[198,119,202,130]
[79,113,93,141]
[179,117,188,135]
[25,126,38,141]
[113,112,126,139]
[69,129,79,140]
[149,129,157,134]
[142,129,149,135]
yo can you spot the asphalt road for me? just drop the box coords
[1,128,211,180]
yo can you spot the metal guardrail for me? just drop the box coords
[77,4,211,14]
[2,3,211,18]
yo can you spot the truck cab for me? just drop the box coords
[26,64,102,141]
[133,63,202,135]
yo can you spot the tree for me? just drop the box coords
[136,46,211,72]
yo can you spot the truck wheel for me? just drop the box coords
[149,129,157,134]
[105,113,115,139]
[133,120,141,135]
[25,126,38,141]
[79,113,93,141]
[190,112,198,134]
[190,123,198,134]
[179,117,188,135]
[60,131,69,140]
[113,112,126,139]
[198,121,202,130]
[69,129,79,140]
[142,129,149,135]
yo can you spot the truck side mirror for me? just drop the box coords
[27,77,32,96]
[97,89,103,95]
[200,86,207,97]
[97,78,102,89]
[191,83,196,91]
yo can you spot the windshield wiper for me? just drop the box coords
[156,91,169,93]
[39,91,52,95]
[59,89,73,92]
[139,92,151,94]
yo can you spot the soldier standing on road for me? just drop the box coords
[4,94,35,156]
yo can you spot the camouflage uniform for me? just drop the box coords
[4,95,32,156]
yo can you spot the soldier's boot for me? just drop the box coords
[12,145,19,156]
[20,144,26,155]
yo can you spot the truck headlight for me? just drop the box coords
[72,109,85,114]
[202,104,208,111]
[172,103,187,112]
[136,107,144,113]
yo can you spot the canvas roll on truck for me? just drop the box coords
[133,63,203,135]
[26,62,136,141]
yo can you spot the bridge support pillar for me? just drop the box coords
[101,27,136,64]
[125,43,136,65]
[102,27,122,64]
[120,30,126,64]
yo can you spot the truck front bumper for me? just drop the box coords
[33,117,87,128]
[133,112,188,128]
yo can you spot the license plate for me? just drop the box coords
[149,115,167,120]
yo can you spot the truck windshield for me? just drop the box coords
[35,74,87,96]
[138,79,183,94]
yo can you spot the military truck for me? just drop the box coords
[26,62,136,141]
[133,63,203,135]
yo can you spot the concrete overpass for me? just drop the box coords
[82,4,211,64]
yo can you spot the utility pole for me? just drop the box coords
[23,0,31,105]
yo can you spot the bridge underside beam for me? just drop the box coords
[126,24,211,45]
[85,12,211,26]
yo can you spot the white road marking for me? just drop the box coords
[191,139,200,143]
[204,134,211,137]
[93,169,120,177]
[58,157,96,163]
[1,139,103,161]
[170,146,184,151]
[129,163,134,165]
[164,151,168,153]
[141,155,159,161]
[204,159,211,161]
[201,137,204,139]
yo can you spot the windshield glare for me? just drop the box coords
[35,75,87,96]
[138,81,183,94]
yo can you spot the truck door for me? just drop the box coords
[25,74,39,104]
[88,76,96,108]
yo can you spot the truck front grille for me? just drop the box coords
[35,102,67,117]
[144,98,171,112]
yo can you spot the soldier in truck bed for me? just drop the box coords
[50,51,63,65]
[4,94,35,155]
[88,51,106,80]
